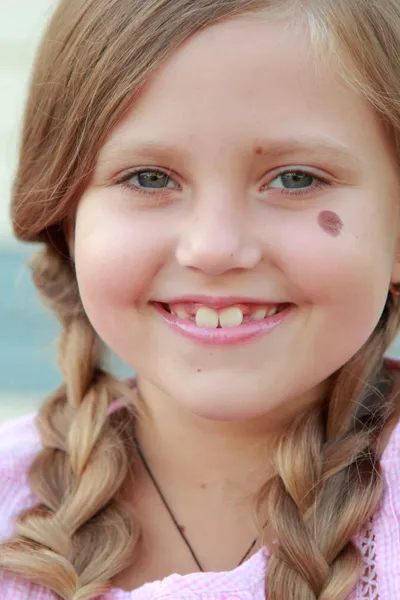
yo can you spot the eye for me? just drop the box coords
[268,171,316,190]
[117,168,179,192]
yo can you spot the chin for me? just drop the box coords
[175,384,272,422]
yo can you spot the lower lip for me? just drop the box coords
[153,303,293,346]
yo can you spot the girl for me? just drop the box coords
[1,0,400,598]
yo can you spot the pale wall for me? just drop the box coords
[0,0,57,245]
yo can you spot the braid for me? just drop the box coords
[262,299,400,600]
[3,247,400,600]
[0,245,141,600]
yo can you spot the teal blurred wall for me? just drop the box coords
[0,245,132,420]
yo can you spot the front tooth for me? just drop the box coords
[219,307,244,328]
[268,307,278,317]
[251,309,267,321]
[195,307,219,329]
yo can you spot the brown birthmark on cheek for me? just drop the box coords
[254,145,263,155]
[318,210,344,237]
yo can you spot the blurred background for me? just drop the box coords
[1,0,400,424]
[0,0,131,422]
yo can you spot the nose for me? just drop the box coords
[175,201,262,275]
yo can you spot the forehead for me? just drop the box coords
[99,15,395,172]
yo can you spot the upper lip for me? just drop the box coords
[154,295,287,308]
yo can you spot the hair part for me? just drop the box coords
[2,0,400,598]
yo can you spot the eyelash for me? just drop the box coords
[115,167,332,198]
[269,175,331,197]
[117,168,176,197]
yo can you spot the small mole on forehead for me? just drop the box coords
[318,210,344,237]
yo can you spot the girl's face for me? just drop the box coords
[73,16,400,421]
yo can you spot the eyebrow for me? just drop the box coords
[98,140,186,165]
[252,138,362,167]
[98,136,363,173]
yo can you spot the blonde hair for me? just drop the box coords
[2,0,400,599]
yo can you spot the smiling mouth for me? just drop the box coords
[157,301,291,329]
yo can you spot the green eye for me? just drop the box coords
[269,171,315,190]
[117,167,180,199]
[135,170,175,189]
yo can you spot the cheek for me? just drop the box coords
[73,197,170,312]
[269,208,393,311]
[264,209,394,368]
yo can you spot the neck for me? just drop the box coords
[134,377,324,503]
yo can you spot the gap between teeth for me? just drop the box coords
[172,306,280,328]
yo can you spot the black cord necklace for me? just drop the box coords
[135,440,259,572]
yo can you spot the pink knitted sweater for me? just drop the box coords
[0,394,399,599]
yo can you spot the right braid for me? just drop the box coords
[0,245,142,600]
[262,299,400,600]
